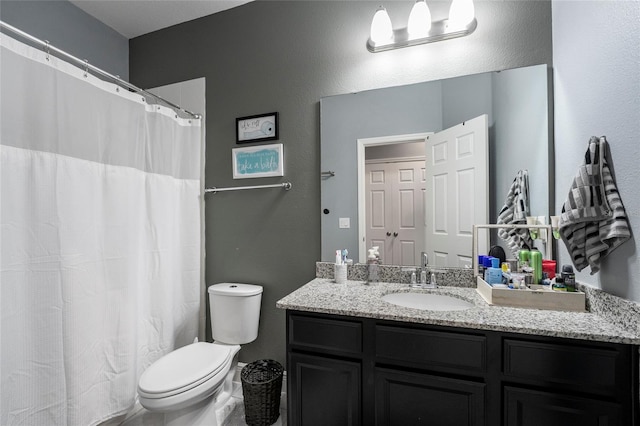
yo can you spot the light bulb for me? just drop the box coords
[408,0,432,39]
[449,0,475,28]
[370,7,393,45]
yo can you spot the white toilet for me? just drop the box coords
[137,283,263,425]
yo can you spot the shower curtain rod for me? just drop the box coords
[0,20,201,119]
[205,182,292,194]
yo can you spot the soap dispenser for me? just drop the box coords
[367,248,379,284]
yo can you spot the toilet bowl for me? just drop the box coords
[137,283,263,426]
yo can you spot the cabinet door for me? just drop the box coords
[288,352,361,426]
[375,367,485,426]
[504,386,621,426]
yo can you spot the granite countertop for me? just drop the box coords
[276,278,640,345]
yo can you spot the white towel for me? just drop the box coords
[559,136,630,274]
[497,170,533,256]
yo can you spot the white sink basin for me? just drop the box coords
[382,292,474,311]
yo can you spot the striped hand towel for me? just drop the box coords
[559,136,630,274]
[497,169,534,256]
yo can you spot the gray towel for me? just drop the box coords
[497,170,533,256]
[559,136,630,274]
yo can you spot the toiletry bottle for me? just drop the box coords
[552,275,566,291]
[485,257,503,285]
[530,249,542,284]
[478,255,486,276]
[410,271,417,284]
[561,265,576,292]
[519,275,528,290]
[518,249,530,272]
[367,248,379,284]
[511,273,526,290]
[482,256,494,280]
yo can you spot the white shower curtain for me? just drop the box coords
[0,34,203,425]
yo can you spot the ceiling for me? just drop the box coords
[69,0,253,39]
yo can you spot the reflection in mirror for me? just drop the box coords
[320,64,552,267]
[361,137,429,267]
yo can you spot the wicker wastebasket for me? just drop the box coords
[241,359,284,426]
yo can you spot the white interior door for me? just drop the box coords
[425,115,489,268]
[366,160,425,265]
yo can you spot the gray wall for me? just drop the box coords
[552,1,640,301]
[130,0,553,365]
[0,0,129,79]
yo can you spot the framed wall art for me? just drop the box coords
[236,112,279,143]
[232,143,284,179]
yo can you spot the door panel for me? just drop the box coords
[398,189,415,228]
[366,160,425,265]
[504,386,620,426]
[425,115,488,267]
[375,367,485,426]
[433,174,448,234]
[370,190,386,228]
[289,353,361,426]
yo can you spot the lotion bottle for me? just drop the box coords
[485,257,503,285]
[530,249,542,284]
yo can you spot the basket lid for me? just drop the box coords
[208,283,263,297]
[241,359,284,384]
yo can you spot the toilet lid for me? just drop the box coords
[139,342,233,395]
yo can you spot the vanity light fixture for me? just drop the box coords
[367,0,477,53]
[369,6,394,45]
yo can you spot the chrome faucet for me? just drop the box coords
[411,252,437,289]
[421,252,429,280]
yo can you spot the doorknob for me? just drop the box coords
[393,232,398,237]
[386,232,391,236]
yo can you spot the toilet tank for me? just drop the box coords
[208,283,263,345]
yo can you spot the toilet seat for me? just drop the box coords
[138,342,238,412]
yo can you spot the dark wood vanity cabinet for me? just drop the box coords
[501,337,636,426]
[286,310,638,426]
[287,314,363,426]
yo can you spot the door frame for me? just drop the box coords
[357,132,433,264]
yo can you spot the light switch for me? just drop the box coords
[339,217,350,229]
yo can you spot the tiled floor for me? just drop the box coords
[222,395,286,426]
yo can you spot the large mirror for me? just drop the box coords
[320,64,553,267]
